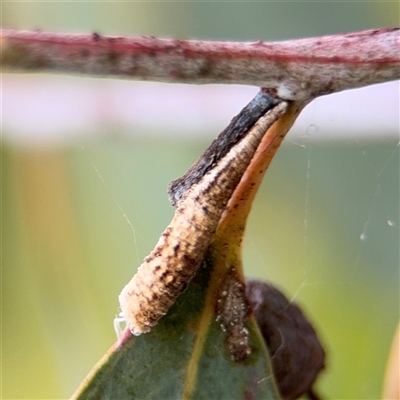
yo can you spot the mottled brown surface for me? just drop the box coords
[246,279,325,400]
[216,267,251,362]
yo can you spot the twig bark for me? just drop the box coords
[2,28,399,101]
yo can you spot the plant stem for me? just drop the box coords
[211,101,304,282]
[2,28,399,101]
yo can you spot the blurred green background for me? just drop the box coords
[2,2,399,400]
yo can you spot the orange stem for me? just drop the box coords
[213,101,305,279]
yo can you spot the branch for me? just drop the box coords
[2,28,399,101]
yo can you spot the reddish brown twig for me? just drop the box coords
[2,28,399,101]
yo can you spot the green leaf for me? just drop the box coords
[72,249,281,400]
[72,95,302,400]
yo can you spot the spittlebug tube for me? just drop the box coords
[118,96,288,335]
[168,90,281,206]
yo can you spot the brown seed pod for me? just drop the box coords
[245,279,325,400]
[118,100,288,335]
